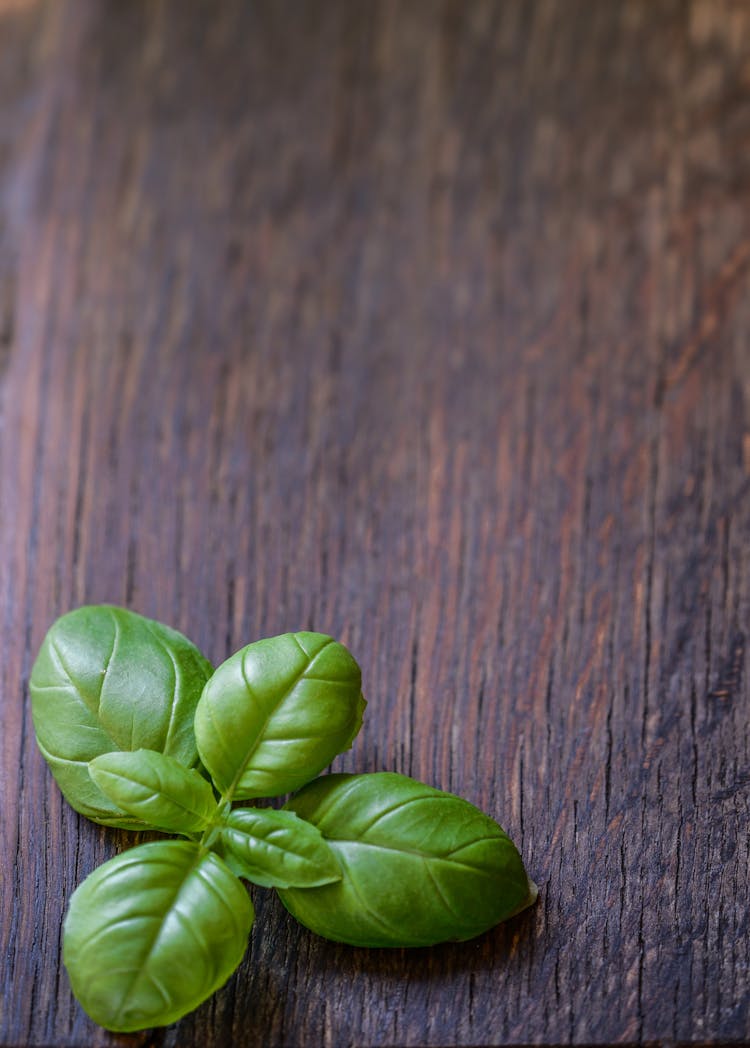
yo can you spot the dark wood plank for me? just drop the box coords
[1,1,749,1044]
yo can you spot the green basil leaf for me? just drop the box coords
[194,632,365,800]
[89,750,219,836]
[215,807,342,888]
[30,605,212,828]
[278,772,538,947]
[63,839,253,1032]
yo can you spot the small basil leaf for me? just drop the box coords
[194,632,364,800]
[30,605,212,828]
[278,772,538,947]
[215,807,342,888]
[63,840,253,1032]
[89,750,219,835]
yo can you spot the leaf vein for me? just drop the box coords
[74,912,156,955]
[355,793,443,837]
[100,609,121,717]
[445,835,504,858]
[335,839,491,873]
[421,858,462,920]
[300,675,351,686]
[336,854,404,938]
[143,621,182,753]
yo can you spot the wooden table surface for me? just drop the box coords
[1,1,749,1045]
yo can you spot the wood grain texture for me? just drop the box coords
[1,1,749,1044]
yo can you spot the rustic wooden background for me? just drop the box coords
[1,1,749,1045]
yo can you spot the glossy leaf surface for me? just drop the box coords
[89,750,218,835]
[215,806,342,888]
[194,632,365,799]
[30,606,212,827]
[63,840,253,1032]
[278,772,537,947]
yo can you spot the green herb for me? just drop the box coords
[30,605,212,828]
[30,605,537,1032]
[63,840,253,1032]
[278,771,537,947]
[194,630,365,799]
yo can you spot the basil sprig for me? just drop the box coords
[30,605,537,1033]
